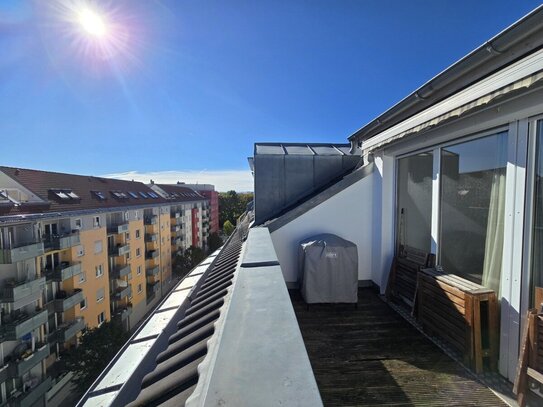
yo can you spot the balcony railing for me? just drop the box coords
[115,304,132,321]
[44,262,82,282]
[107,223,129,235]
[0,241,44,264]
[1,309,48,341]
[109,244,130,257]
[147,281,160,295]
[144,215,158,225]
[113,285,132,300]
[56,318,85,343]
[145,250,159,260]
[0,276,46,304]
[111,265,131,279]
[47,289,84,313]
[8,343,49,379]
[146,266,159,277]
[145,233,158,242]
[8,376,52,407]
[43,233,80,252]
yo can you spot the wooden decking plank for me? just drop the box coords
[290,288,506,407]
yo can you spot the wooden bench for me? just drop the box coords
[386,245,431,313]
[514,288,543,406]
[417,268,498,373]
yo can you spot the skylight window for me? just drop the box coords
[139,191,149,198]
[147,192,159,199]
[128,192,139,199]
[111,191,129,199]
[50,189,80,200]
[93,191,107,200]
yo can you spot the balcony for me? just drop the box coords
[44,262,82,282]
[115,304,132,321]
[145,233,158,242]
[109,243,130,257]
[8,376,52,407]
[146,266,159,277]
[107,223,129,235]
[111,264,131,279]
[0,241,44,264]
[1,309,48,340]
[47,289,84,313]
[147,281,160,295]
[145,250,159,260]
[113,285,132,300]
[172,212,181,219]
[43,232,80,252]
[171,225,182,233]
[172,237,183,246]
[144,215,158,225]
[0,276,46,304]
[8,343,49,379]
[54,318,85,343]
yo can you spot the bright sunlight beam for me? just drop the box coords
[78,8,107,37]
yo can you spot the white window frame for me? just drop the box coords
[80,298,87,310]
[74,218,82,230]
[95,264,103,278]
[97,312,105,326]
[94,216,101,228]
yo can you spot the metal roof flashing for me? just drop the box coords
[349,5,543,146]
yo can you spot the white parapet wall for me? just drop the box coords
[268,164,375,286]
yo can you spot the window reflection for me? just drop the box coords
[397,152,433,253]
[440,132,507,296]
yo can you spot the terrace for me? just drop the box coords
[78,221,509,407]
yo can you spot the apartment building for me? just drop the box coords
[178,183,219,234]
[149,183,211,253]
[0,166,207,406]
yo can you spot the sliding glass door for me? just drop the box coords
[396,152,433,253]
[439,132,508,295]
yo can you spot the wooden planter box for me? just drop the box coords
[417,268,498,373]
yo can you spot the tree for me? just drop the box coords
[172,246,207,278]
[207,232,223,252]
[63,321,130,392]
[223,220,235,236]
[219,191,253,227]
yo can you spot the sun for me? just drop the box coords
[78,7,107,38]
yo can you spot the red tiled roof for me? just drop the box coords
[0,166,170,216]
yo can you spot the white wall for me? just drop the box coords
[270,172,374,284]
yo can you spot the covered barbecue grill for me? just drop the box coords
[298,233,358,304]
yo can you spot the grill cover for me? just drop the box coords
[298,234,358,304]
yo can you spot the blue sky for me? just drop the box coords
[0,1,540,190]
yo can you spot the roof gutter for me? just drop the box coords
[348,5,543,147]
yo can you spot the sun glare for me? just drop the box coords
[78,8,107,37]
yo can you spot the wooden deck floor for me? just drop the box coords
[290,288,507,407]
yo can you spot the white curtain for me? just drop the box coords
[482,167,506,298]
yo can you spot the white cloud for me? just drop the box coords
[102,169,254,192]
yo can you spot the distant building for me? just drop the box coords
[148,184,211,251]
[178,183,219,234]
[0,166,205,406]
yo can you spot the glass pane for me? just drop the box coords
[440,132,507,295]
[530,121,543,306]
[397,152,433,253]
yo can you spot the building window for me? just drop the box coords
[124,211,130,221]
[80,298,87,310]
[79,271,86,284]
[77,245,85,257]
[136,229,141,239]
[126,232,130,241]
[94,216,101,228]
[136,248,141,257]
[126,252,131,260]
[137,265,142,275]
[94,240,103,254]
[439,132,507,291]
[95,265,103,278]
[397,152,433,253]
[135,210,139,220]
[98,312,105,326]
[138,283,142,293]
[75,218,82,229]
